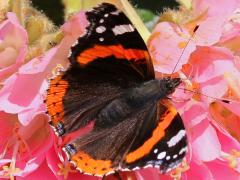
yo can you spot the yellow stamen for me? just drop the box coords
[178,41,188,49]
[222,149,240,169]
[52,64,64,76]
[57,162,77,180]
[2,143,21,180]
[2,165,21,180]
[170,160,190,180]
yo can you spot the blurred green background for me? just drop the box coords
[31,0,178,26]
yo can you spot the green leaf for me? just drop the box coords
[137,8,156,23]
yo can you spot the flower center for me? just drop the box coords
[2,143,21,180]
[1,122,32,179]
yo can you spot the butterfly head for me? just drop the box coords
[161,77,181,95]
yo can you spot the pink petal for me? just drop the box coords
[148,22,196,74]
[16,160,56,180]
[189,46,234,83]
[192,0,240,17]
[215,124,240,153]
[200,77,228,104]
[180,102,208,127]
[194,16,225,46]
[219,22,240,52]
[219,101,240,117]
[61,11,88,38]
[0,12,28,81]
[15,155,45,177]
[46,146,61,177]
[205,160,240,180]
[19,114,53,160]
[135,168,161,180]
[183,160,213,180]
[191,120,221,161]
[209,102,240,142]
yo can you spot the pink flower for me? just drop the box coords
[0,11,88,179]
[0,12,28,82]
[0,112,53,179]
[192,0,240,17]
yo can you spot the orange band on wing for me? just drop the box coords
[77,44,149,65]
[46,75,68,125]
[125,107,177,163]
[71,151,114,176]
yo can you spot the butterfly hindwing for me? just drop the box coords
[123,100,187,173]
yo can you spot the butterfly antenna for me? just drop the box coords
[171,25,199,76]
[176,87,240,104]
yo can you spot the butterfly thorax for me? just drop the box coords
[95,77,181,129]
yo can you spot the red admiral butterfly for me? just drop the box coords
[45,3,187,177]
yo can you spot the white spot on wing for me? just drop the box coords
[83,172,92,176]
[62,147,70,160]
[72,40,78,47]
[99,19,104,23]
[104,13,109,17]
[68,51,72,58]
[76,167,83,173]
[70,160,76,167]
[166,168,172,173]
[157,151,166,160]
[132,167,140,170]
[105,171,115,176]
[111,10,121,15]
[112,24,135,36]
[179,146,188,155]
[167,130,186,147]
[154,149,158,154]
[96,26,106,33]
[143,164,153,168]
[166,156,171,160]
[99,37,104,42]
[173,154,178,159]
[121,168,131,171]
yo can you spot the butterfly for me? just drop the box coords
[45,3,187,177]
